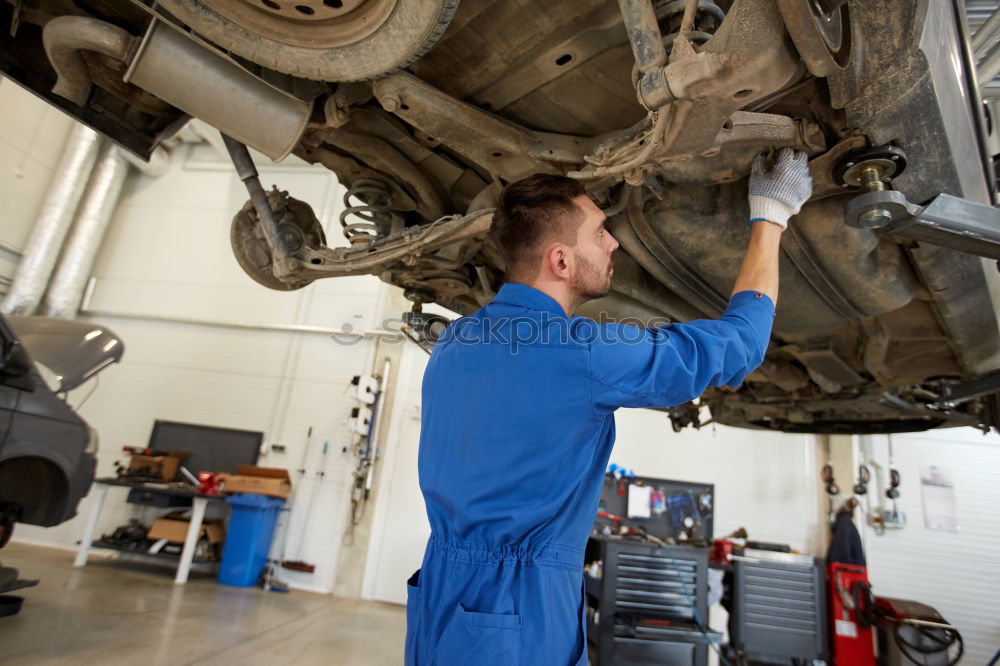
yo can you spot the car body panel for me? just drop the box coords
[0,314,120,529]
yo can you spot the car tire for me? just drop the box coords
[156,0,461,82]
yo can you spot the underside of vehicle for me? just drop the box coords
[2,0,999,434]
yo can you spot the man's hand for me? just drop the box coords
[748,148,812,230]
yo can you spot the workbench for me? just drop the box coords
[74,478,227,584]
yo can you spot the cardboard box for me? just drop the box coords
[147,513,225,544]
[128,451,186,481]
[220,465,291,499]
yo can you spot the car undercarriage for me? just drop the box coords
[2,0,999,434]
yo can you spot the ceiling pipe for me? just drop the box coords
[1,124,102,316]
[42,143,130,319]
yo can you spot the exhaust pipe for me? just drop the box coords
[42,16,310,161]
[42,16,134,107]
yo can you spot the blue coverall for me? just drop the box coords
[406,282,774,665]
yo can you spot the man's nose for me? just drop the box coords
[609,234,620,253]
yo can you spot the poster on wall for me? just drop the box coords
[920,466,959,531]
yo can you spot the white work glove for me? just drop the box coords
[748,148,812,230]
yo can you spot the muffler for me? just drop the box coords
[43,16,310,161]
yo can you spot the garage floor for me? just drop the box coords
[0,542,405,665]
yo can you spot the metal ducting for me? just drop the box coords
[1,124,102,316]
[42,143,130,319]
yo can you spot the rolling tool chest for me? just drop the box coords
[586,474,719,665]
[586,537,718,666]
[729,549,828,664]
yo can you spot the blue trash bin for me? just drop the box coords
[218,493,284,587]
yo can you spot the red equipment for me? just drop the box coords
[197,471,221,496]
[827,562,876,665]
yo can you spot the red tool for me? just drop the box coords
[827,562,876,665]
[597,510,623,530]
[197,471,221,496]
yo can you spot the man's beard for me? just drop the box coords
[572,251,612,303]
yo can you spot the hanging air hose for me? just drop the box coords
[851,580,875,628]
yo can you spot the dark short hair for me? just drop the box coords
[490,174,587,281]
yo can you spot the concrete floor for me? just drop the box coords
[0,542,405,665]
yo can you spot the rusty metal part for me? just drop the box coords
[713,111,825,152]
[373,72,590,181]
[580,0,802,180]
[339,177,404,245]
[298,210,493,278]
[808,135,870,200]
[231,200,493,289]
[320,124,447,220]
[631,0,800,112]
[618,0,668,76]
[42,15,135,106]
[777,0,852,77]
[572,111,824,182]
[230,189,325,291]
[678,0,699,36]
[295,142,418,214]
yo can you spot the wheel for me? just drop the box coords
[156,0,461,81]
[231,188,326,291]
[777,0,852,77]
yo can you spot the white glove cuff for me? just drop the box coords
[748,195,792,230]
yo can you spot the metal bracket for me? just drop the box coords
[843,190,1000,261]
[929,369,1000,408]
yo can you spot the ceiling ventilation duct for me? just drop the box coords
[1,124,101,316]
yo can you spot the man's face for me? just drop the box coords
[569,195,619,302]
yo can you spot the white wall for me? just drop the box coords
[860,428,1000,665]
[0,78,76,292]
[5,87,388,594]
[610,413,821,552]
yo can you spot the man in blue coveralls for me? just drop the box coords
[405,149,812,665]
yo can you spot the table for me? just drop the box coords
[74,478,227,584]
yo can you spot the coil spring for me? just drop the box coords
[339,178,403,244]
[656,0,726,48]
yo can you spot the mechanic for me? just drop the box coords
[405,148,812,665]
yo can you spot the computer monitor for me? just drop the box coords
[146,420,262,479]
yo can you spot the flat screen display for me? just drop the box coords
[147,420,262,478]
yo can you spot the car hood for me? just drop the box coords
[8,317,124,392]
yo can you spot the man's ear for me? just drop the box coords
[548,244,571,279]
